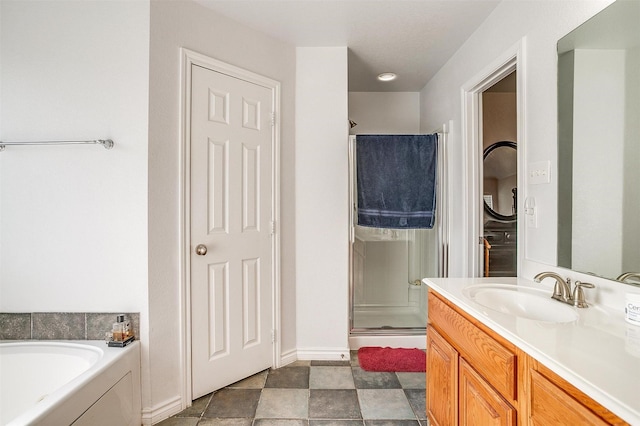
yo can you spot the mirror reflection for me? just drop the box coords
[557,0,640,283]
[483,141,517,221]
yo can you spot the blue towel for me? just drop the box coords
[356,134,438,229]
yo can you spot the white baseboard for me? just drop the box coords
[280,348,298,367]
[296,347,350,361]
[349,334,426,350]
[141,395,183,425]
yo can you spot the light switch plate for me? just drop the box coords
[529,161,551,184]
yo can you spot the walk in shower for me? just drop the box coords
[349,133,448,335]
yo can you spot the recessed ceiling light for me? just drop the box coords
[377,72,397,82]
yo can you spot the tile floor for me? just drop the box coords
[158,351,427,426]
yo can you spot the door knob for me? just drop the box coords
[195,244,208,256]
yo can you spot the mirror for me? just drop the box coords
[557,0,640,282]
[483,141,517,221]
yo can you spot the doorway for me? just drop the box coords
[481,72,518,277]
[462,44,523,278]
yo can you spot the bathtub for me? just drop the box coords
[0,340,141,426]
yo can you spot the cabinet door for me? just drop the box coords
[529,370,608,426]
[459,358,516,426]
[427,325,458,426]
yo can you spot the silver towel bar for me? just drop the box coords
[0,139,114,152]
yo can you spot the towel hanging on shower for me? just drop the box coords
[356,134,438,229]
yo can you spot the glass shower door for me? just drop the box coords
[351,226,432,331]
[348,133,447,334]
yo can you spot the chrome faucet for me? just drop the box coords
[534,272,573,304]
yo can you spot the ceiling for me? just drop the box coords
[194,0,501,92]
[557,0,640,53]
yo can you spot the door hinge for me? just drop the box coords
[270,112,276,127]
[479,236,485,245]
[271,329,276,343]
[270,220,276,235]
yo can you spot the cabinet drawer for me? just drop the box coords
[428,291,517,401]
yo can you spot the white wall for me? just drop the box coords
[349,92,420,135]
[295,47,349,359]
[0,0,150,393]
[0,0,149,308]
[148,0,296,420]
[419,0,614,278]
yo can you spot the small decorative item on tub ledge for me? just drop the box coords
[107,336,134,347]
[105,314,135,347]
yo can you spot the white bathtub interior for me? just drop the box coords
[1,343,100,423]
[0,340,141,426]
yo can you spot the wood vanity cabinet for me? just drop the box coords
[426,289,628,426]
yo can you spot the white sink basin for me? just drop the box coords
[462,284,579,323]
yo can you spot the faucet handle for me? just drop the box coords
[551,277,571,302]
[572,281,595,308]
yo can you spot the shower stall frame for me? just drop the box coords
[348,127,450,340]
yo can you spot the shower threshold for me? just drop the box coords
[349,329,426,349]
[350,326,425,336]
[352,305,425,329]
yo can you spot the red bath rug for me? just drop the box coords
[357,346,426,372]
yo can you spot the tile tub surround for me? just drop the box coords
[158,355,427,426]
[0,312,31,340]
[0,312,140,340]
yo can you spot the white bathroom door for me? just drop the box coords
[190,64,274,399]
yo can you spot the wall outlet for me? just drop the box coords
[526,206,537,228]
[529,161,551,184]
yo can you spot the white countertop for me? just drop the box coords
[423,277,640,425]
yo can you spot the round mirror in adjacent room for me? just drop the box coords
[483,141,517,221]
